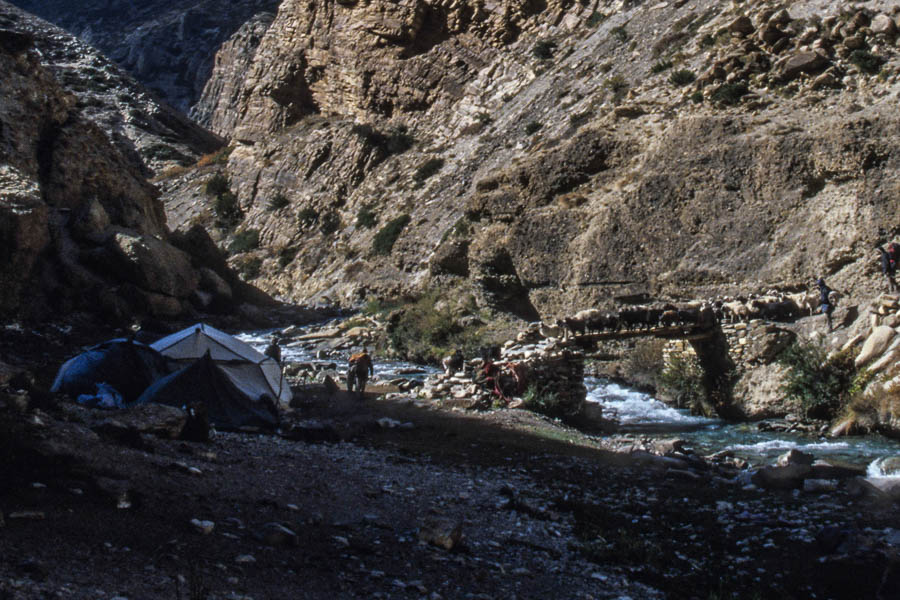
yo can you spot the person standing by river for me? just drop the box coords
[347,346,374,398]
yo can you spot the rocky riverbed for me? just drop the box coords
[4,318,900,599]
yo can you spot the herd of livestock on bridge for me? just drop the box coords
[551,289,826,342]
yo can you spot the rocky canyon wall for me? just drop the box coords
[158,0,900,324]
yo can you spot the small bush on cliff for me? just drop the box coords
[356,204,378,229]
[278,247,298,267]
[414,158,445,185]
[237,256,262,280]
[524,121,543,135]
[352,123,414,155]
[373,214,411,255]
[228,229,259,255]
[267,193,290,211]
[611,25,628,43]
[196,146,233,167]
[603,75,629,102]
[533,40,557,60]
[778,341,857,420]
[206,174,229,197]
[587,11,606,27]
[849,50,885,75]
[319,211,341,236]
[710,83,748,106]
[214,191,242,229]
[669,69,696,86]
[298,207,319,229]
[651,60,673,73]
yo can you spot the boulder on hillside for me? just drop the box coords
[777,51,830,81]
[729,16,755,36]
[855,325,897,367]
[106,231,199,299]
[871,14,897,36]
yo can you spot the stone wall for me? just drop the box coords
[419,336,586,416]
[663,321,797,419]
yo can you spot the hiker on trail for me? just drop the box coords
[347,346,374,398]
[816,278,836,332]
[877,243,898,293]
[264,334,282,363]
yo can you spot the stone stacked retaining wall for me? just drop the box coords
[418,338,586,415]
[664,321,796,372]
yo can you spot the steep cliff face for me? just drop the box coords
[0,26,253,323]
[162,0,900,322]
[190,12,276,137]
[7,0,281,113]
[0,2,222,176]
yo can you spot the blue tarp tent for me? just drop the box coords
[135,352,279,430]
[51,339,170,406]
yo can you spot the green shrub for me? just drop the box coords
[849,50,885,75]
[228,229,260,254]
[700,33,716,47]
[267,193,290,211]
[205,173,229,197]
[414,158,445,184]
[238,256,262,280]
[611,25,628,43]
[627,339,666,387]
[669,69,696,86]
[710,82,748,106]
[145,143,191,165]
[356,204,378,229]
[533,40,557,60]
[587,11,606,27]
[298,207,319,229]
[658,353,709,416]
[690,91,704,103]
[372,214,411,255]
[778,341,857,419]
[383,292,490,363]
[351,123,414,155]
[214,190,242,229]
[475,112,493,126]
[651,60,673,73]
[524,121,542,135]
[278,247,298,268]
[604,75,629,102]
[319,211,341,235]
[522,384,565,418]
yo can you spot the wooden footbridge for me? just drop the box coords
[560,323,719,346]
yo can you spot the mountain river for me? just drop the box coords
[237,329,900,477]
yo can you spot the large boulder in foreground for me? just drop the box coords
[855,326,897,367]
[106,231,199,299]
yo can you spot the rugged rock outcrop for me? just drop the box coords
[7,0,281,113]
[160,0,900,323]
[0,27,256,322]
[189,12,276,135]
[0,2,223,176]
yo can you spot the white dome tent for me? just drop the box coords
[150,323,292,407]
